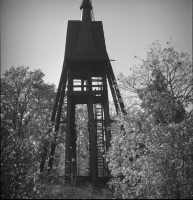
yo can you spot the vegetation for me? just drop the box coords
[107,40,193,199]
[0,66,112,199]
[1,40,192,199]
[1,66,56,198]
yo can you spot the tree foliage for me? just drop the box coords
[107,41,193,199]
[1,66,56,198]
[118,40,192,125]
[1,40,192,199]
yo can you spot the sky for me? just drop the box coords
[1,0,192,89]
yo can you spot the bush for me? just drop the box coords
[106,112,193,199]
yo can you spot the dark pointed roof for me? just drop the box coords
[64,1,109,61]
[72,25,99,59]
[64,21,109,61]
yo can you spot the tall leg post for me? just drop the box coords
[88,96,98,186]
[71,103,76,177]
[65,96,72,181]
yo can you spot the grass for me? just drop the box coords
[31,171,114,199]
[32,183,114,199]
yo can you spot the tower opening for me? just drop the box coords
[76,104,90,176]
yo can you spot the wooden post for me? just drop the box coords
[108,63,127,115]
[65,69,73,182]
[88,66,98,185]
[51,67,64,122]
[70,103,76,177]
[103,66,111,178]
[51,68,68,122]
[87,105,92,177]
[88,96,98,185]
[65,95,72,181]
[106,69,119,114]
[55,70,68,131]
[81,79,84,91]
[65,99,76,182]
[102,66,111,149]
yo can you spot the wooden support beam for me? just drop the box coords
[88,96,98,186]
[88,67,98,185]
[81,79,84,91]
[48,139,56,170]
[70,103,76,176]
[103,97,111,149]
[68,68,73,92]
[87,104,92,177]
[72,84,104,87]
[55,69,68,131]
[106,68,119,114]
[102,67,111,149]
[40,142,49,172]
[71,96,102,104]
[108,63,127,115]
[40,128,52,172]
[65,70,73,181]
[51,67,66,122]
[65,95,72,181]
[67,91,106,96]
[87,67,92,178]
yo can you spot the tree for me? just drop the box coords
[1,66,56,198]
[107,41,193,199]
[118,40,192,125]
[107,112,193,199]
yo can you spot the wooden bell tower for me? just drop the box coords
[49,0,126,185]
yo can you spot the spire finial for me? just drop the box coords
[80,0,93,10]
[80,0,93,25]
